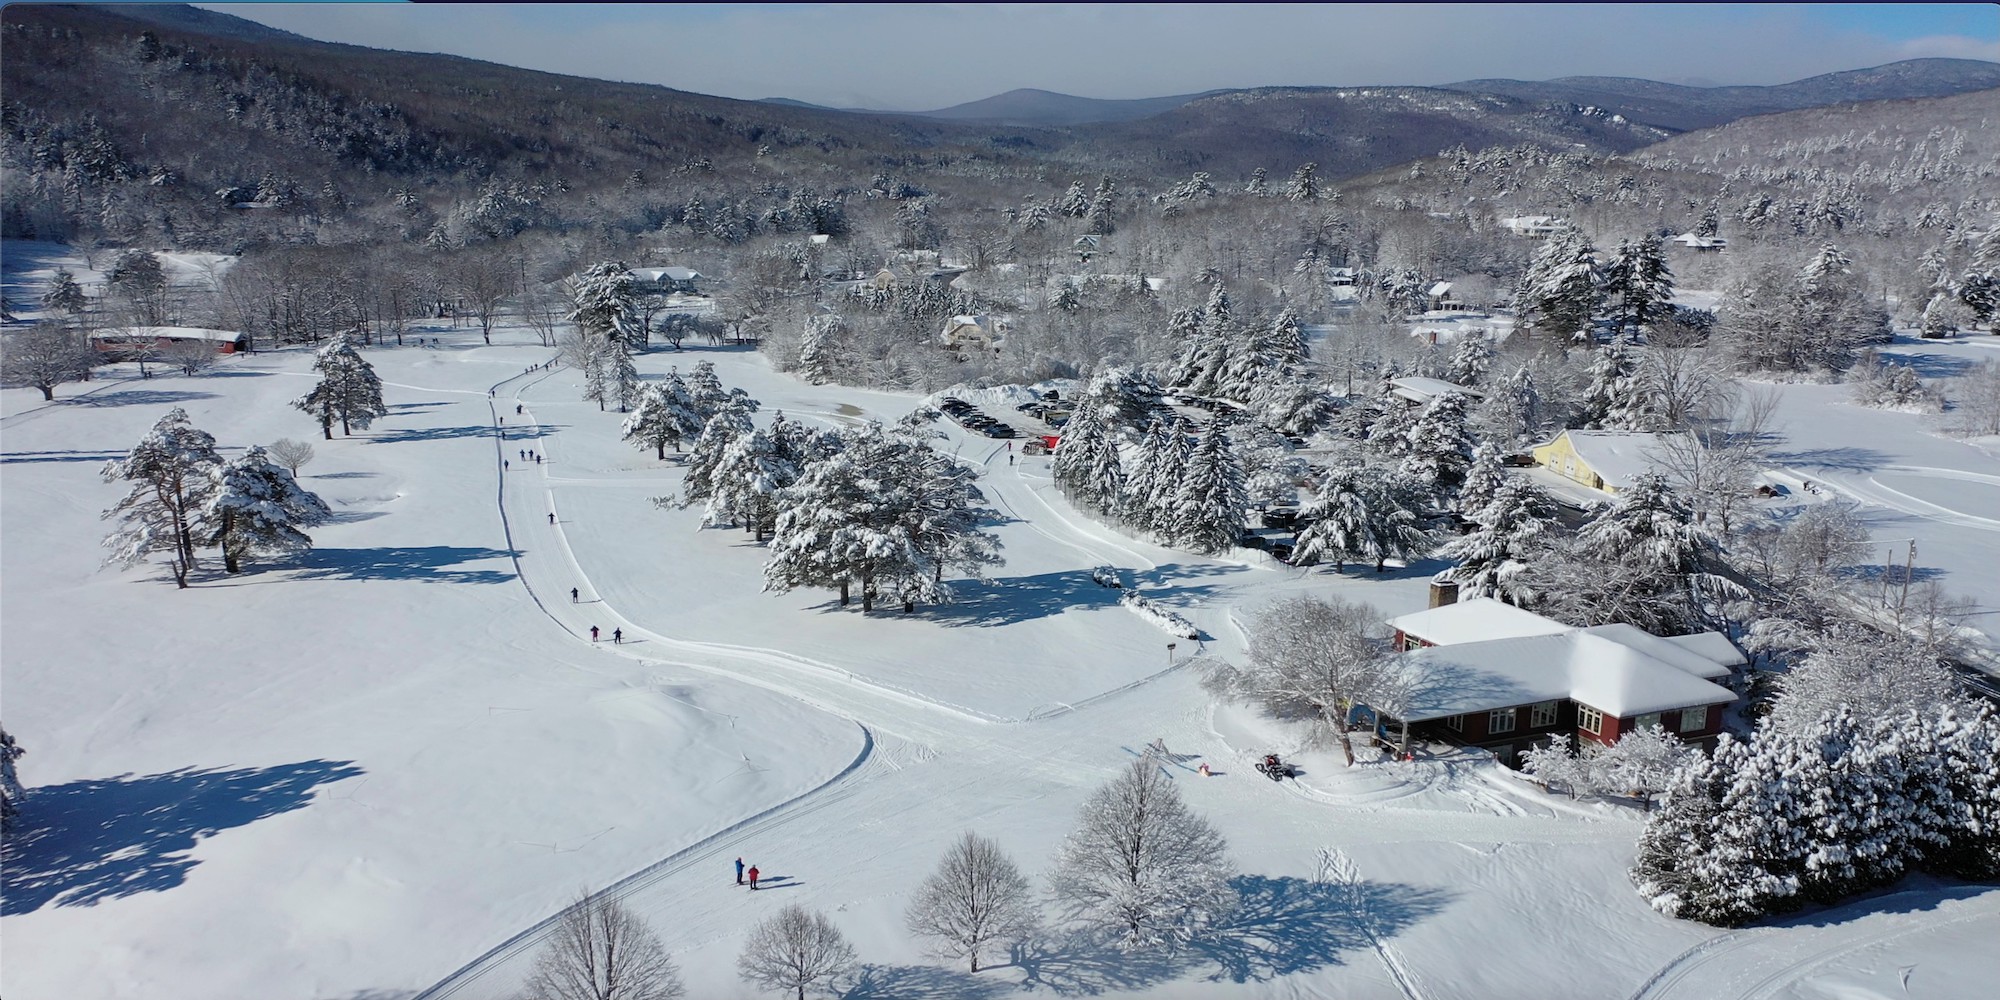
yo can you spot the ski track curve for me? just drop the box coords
[1627,885,2000,1000]
[1318,848,1430,1000]
[410,722,880,1000]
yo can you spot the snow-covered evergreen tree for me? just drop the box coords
[706,427,798,541]
[1578,472,1706,576]
[1051,401,1124,517]
[797,313,843,386]
[101,408,224,588]
[1169,420,1247,554]
[1579,337,1648,430]
[1050,760,1237,951]
[685,360,732,419]
[1603,235,1675,333]
[623,381,703,459]
[676,400,758,510]
[567,261,642,349]
[40,268,85,314]
[1248,378,1337,438]
[1283,161,1320,202]
[1289,464,1373,572]
[1260,307,1309,365]
[198,446,332,573]
[293,335,388,439]
[1519,224,1601,341]
[1439,477,1556,603]
[1455,445,1508,517]
[607,337,642,412]
[1399,390,1475,491]
[1057,180,1091,218]
[1443,337,1493,388]
[1122,417,1179,531]
[1,723,24,831]
[1476,363,1543,448]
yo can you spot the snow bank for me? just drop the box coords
[1119,589,1200,639]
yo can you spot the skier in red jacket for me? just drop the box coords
[747,865,760,890]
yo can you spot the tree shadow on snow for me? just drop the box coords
[295,545,516,584]
[68,388,217,407]
[1012,874,1452,994]
[0,760,364,914]
[841,963,1012,1000]
[365,425,502,444]
[1888,351,1975,380]
[0,448,128,465]
[1767,446,1897,472]
[913,570,1116,627]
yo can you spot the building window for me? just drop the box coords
[1445,714,1463,732]
[1681,705,1708,733]
[1530,701,1558,728]
[1634,713,1661,732]
[1489,708,1516,734]
[1578,706,1603,735]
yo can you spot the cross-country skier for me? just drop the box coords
[613,628,623,644]
[736,857,745,885]
[747,865,760,890]
[590,626,600,641]
[571,587,579,602]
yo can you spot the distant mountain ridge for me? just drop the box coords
[756,58,2000,131]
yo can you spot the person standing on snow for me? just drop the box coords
[735,857,745,885]
[747,865,760,890]
[612,628,623,644]
[590,626,600,641]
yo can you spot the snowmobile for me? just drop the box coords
[1255,753,1295,781]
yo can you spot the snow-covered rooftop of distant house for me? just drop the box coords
[630,267,701,283]
[95,325,244,342]
[1670,233,1728,249]
[1501,215,1559,229]
[1389,596,1572,645]
[1552,429,1690,491]
[1394,630,1738,720]
[1428,281,1453,298]
[1388,376,1484,405]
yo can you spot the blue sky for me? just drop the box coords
[193,3,2000,110]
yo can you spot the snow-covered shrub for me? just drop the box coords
[1119,590,1199,639]
[1848,351,1943,412]
[1090,565,1124,589]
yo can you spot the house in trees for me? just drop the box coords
[1670,233,1729,252]
[1531,429,1685,495]
[1500,215,1563,238]
[1387,376,1482,407]
[940,314,1008,353]
[1380,596,1741,763]
[629,267,703,294]
[1424,281,1476,314]
[93,326,251,357]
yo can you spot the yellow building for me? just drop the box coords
[1532,429,1687,495]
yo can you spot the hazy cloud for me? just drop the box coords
[198,3,2000,110]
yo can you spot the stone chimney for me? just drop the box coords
[1428,579,1460,609]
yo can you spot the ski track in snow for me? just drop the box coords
[1318,848,1430,1000]
[411,722,882,1000]
[1627,885,2000,1000]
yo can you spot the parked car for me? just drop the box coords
[985,424,1017,438]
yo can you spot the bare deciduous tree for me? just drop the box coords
[3,322,98,401]
[1050,759,1236,951]
[522,892,685,1000]
[1204,595,1394,766]
[267,439,316,477]
[906,832,1038,972]
[738,904,855,1000]
[162,337,218,376]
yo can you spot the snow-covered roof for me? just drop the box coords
[1658,630,1748,669]
[1670,234,1728,249]
[630,267,701,283]
[1389,597,1572,646]
[1394,630,1737,721]
[96,326,245,343]
[1428,281,1453,298]
[1388,376,1483,405]
[1579,624,1734,681]
[1553,430,1689,491]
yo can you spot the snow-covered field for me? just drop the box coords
[5,254,1997,999]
